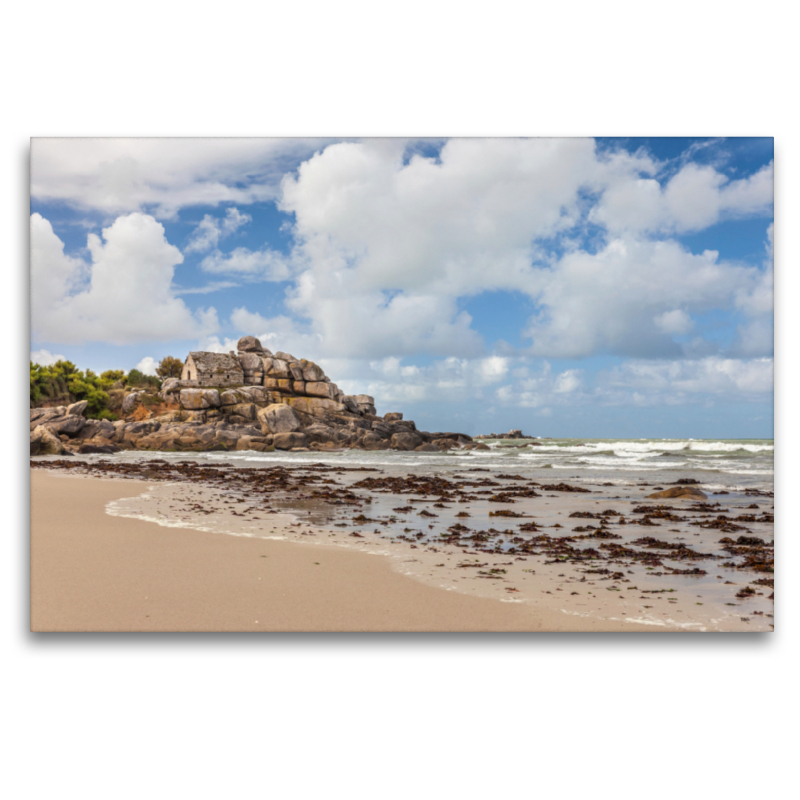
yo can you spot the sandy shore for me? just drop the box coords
[31,471,665,632]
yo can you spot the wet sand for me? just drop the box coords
[31,471,662,632]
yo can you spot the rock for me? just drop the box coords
[285,397,343,416]
[274,351,298,363]
[301,361,325,382]
[180,388,221,410]
[136,430,179,450]
[201,389,221,408]
[257,403,302,434]
[390,431,423,451]
[355,396,376,415]
[30,408,66,430]
[122,420,161,437]
[181,410,207,424]
[121,392,143,414]
[237,386,271,404]
[237,336,264,353]
[272,431,308,450]
[303,423,338,445]
[361,432,390,450]
[238,352,264,371]
[384,412,403,423]
[432,438,456,450]
[48,415,86,436]
[77,443,120,454]
[355,394,376,414]
[341,396,359,413]
[474,443,491,451]
[215,429,241,447]
[66,400,88,417]
[265,359,291,379]
[235,435,269,451]
[153,410,183,423]
[77,419,116,440]
[219,390,240,406]
[160,377,182,393]
[30,425,66,455]
[415,443,441,452]
[646,486,708,500]
[264,377,294,393]
[305,381,337,400]
[226,403,257,420]
[371,420,392,436]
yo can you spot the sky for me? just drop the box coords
[29,137,774,438]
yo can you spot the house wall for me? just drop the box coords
[181,357,198,381]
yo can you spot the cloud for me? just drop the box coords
[30,138,332,218]
[523,237,759,358]
[598,357,773,400]
[185,207,251,253]
[200,247,292,280]
[136,356,158,375]
[266,139,773,363]
[30,349,66,366]
[591,161,773,234]
[730,222,774,357]
[280,138,600,296]
[654,309,694,335]
[31,212,219,345]
[554,369,582,393]
[174,280,239,295]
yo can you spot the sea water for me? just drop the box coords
[89,437,775,493]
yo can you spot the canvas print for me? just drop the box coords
[29,137,774,632]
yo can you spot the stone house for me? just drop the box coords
[181,352,244,387]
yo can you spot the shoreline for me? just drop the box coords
[31,470,674,632]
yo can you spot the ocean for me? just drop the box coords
[91,437,775,492]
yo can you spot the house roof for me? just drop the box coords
[187,352,243,374]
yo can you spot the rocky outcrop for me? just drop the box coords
[30,335,474,456]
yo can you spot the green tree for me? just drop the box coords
[156,356,183,379]
[127,369,160,389]
[30,359,117,418]
[99,369,126,387]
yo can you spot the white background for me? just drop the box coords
[4,3,795,798]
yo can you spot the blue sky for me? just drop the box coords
[30,137,773,438]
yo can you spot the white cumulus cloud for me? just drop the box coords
[31,212,220,345]
[30,349,66,366]
[135,356,158,375]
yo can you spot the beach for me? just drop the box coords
[30,439,774,632]
[33,471,664,632]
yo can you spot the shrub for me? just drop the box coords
[100,369,126,387]
[30,359,118,417]
[30,360,79,404]
[95,409,119,422]
[127,369,161,389]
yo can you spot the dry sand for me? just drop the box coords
[31,471,662,632]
